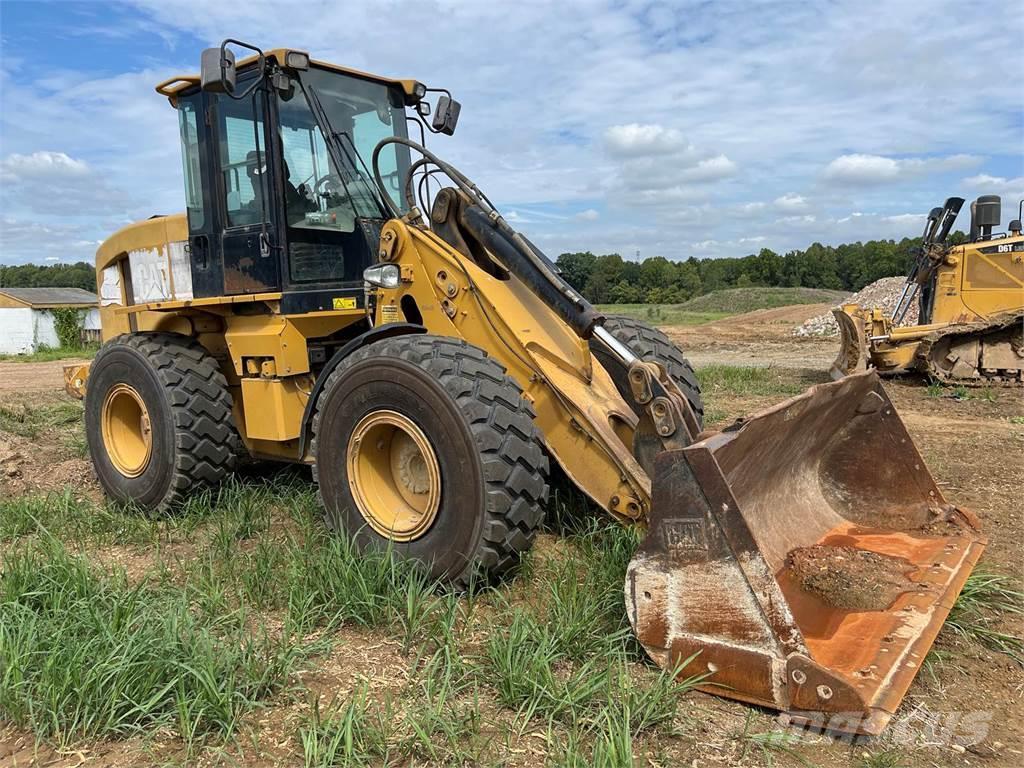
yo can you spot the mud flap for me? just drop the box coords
[626,372,986,735]
[830,307,869,380]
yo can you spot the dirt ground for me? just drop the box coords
[1,306,1021,767]
[663,302,841,370]
[0,359,91,395]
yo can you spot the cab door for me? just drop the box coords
[211,84,282,295]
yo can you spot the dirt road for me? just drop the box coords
[664,302,839,369]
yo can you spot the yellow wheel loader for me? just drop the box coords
[67,41,986,735]
[832,196,1024,383]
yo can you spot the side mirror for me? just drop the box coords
[431,95,461,135]
[201,46,236,94]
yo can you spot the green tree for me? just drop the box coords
[555,252,597,292]
[0,262,97,291]
[608,280,642,303]
[584,254,626,303]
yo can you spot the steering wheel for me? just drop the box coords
[313,173,345,199]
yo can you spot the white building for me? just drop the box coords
[0,288,101,355]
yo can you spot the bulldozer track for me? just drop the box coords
[914,312,1024,385]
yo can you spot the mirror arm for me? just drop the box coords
[221,39,267,100]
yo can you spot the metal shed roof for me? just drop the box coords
[0,287,98,308]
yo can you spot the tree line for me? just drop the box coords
[556,232,968,305]
[0,262,97,292]
[0,231,967,304]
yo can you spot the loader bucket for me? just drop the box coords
[830,305,869,380]
[626,371,985,736]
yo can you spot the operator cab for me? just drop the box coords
[162,43,459,312]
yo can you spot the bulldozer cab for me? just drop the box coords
[169,50,417,311]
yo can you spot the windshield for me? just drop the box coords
[277,66,410,233]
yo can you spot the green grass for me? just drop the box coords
[925,380,999,402]
[858,748,911,768]
[735,712,811,767]
[599,287,850,327]
[679,286,849,313]
[696,363,809,398]
[0,472,716,763]
[944,569,1024,664]
[299,689,395,767]
[0,535,304,749]
[0,343,99,363]
[0,476,291,544]
[597,304,729,327]
[0,399,83,440]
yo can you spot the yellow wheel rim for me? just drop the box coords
[346,410,441,541]
[101,383,153,478]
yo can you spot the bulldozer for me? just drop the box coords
[66,41,986,736]
[831,195,1024,383]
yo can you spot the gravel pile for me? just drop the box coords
[793,276,917,337]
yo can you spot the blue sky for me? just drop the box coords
[1,0,1021,266]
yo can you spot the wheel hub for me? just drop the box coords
[101,383,153,478]
[346,410,441,541]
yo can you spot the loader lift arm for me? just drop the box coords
[369,136,703,474]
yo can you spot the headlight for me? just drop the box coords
[363,263,401,289]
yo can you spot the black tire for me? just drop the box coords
[84,332,242,513]
[311,334,549,588]
[590,315,704,427]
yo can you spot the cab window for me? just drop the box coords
[177,96,205,231]
[216,92,268,228]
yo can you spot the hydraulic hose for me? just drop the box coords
[371,136,605,339]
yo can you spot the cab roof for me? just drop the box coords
[153,47,420,106]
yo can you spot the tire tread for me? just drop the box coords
[90,332,242,511]
[310,334,549,587]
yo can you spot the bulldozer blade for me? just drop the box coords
[830,305,869,380]
[626,371,986,736]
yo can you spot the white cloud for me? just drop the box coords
[678,154,737,182]
[601,125,735,208]
[824,153,983,185]
[0,151,90,181]
[575,208,600,221]
[774,193,809,213]
[824,154,901,184]
[882,213,925,224]
[604,124,687,157]
[963,174,1024,201]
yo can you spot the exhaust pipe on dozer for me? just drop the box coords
[627,372,986,735]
